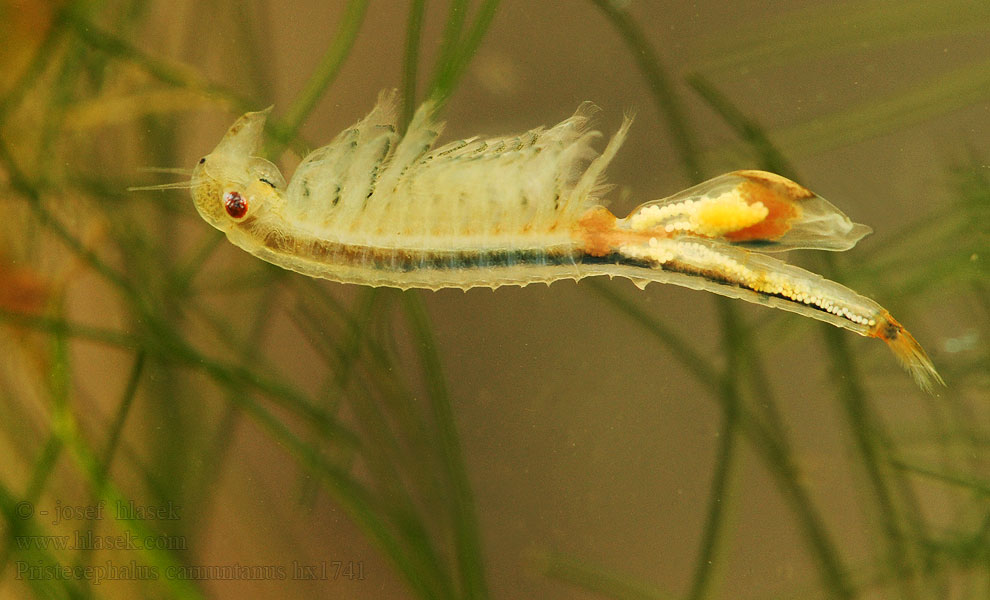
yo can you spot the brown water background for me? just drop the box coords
[0,1,987,598]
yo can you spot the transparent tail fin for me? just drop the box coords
[872,314,945,394]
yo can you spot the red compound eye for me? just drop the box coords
[223,191,248,219]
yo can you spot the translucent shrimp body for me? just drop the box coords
[182,94,943,392]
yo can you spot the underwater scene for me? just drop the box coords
[0,1,987,598]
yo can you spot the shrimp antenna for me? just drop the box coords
[128,179,199,192]
[137,166,195,176]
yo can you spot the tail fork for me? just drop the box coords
[873,314,945,394]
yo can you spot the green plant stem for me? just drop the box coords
[287,285,470,599]
[0,309,136,349]
[754,425,856,599]
[401,292,489,600]
[237,381,439,600]
[688,70,942,600]
[591,34,854,584]
[233,0,277,101]
[429,0,469,95]
[293,286,383,507]
[890,460,990,495]
[0,304,357,455]
[588,0,701,182]
[0,11,66,126]
[428,0,500,104]
[537,550,675,600]
[684,73,794,175]
[62,10,254,112]
[278,0,371,147]
[186,286,278,530]
[0,434,62,578]
[97,351,146,483]
[586,279,719,387]
[72,350,147,585]
[171,231,226,292]
[595,280,854,598]
[402,0,427,129]
[692,70,932,597]
[687,300,743,600]
[46,303,205,599]
[819,287,924,600]
[0,480,86,598]
[0,138,135,295]
[0,140,355,441]
[344,374,456,600]
[441,0,499,96]
[579,29,855,593]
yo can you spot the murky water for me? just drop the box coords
[1,1,987,598]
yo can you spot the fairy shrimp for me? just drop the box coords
[134,92,944,392]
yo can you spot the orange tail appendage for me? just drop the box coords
[873,314,945,394]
